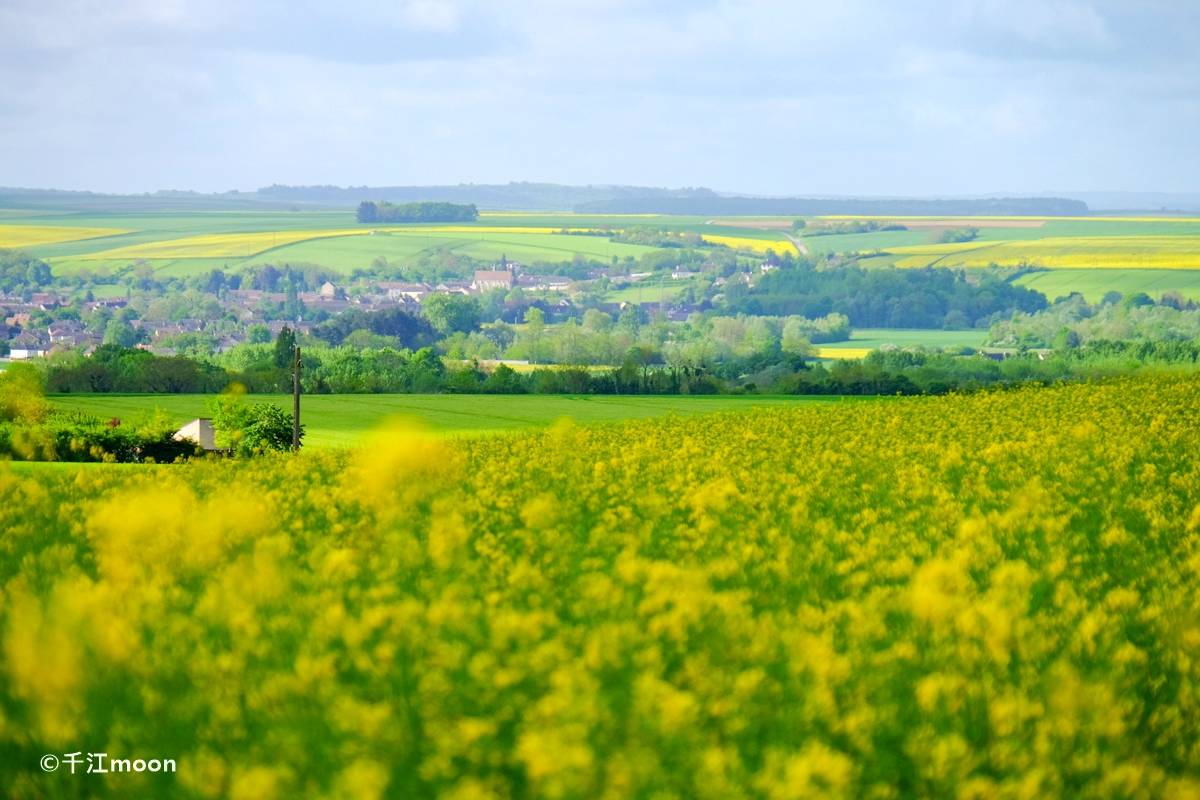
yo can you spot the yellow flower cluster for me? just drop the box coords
[3,377,1200,798]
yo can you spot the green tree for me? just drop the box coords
[781,318,815,357]
[210,389,300,456]
[618,306,641,336]
[356,201,379,223]
[273,326,296,368]
[423,293,481,335]
[103,319,148,348]
[283,280,303,320]
[582,308,613,333]
[247,324,272,344]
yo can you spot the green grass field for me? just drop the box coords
[1013,268,1200,302]
[603,282,685,303]
[47,393,845,447]
[818,328,987,352]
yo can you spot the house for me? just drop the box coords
[377,282,431,302]
[666,305,700,322]
[29,292,60,310]
[86,297,129,310]
[48,320,86,343]
[472,270,515,292]
[517,274,573,291]
[300,291,351,311]
[267,320,314,336]
[9,332,49,359]
[173,418,217,451]
[318,281,342,299]
[51,333,101,352]
[138,319,206,338]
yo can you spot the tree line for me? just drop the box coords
[36,335,1200,399]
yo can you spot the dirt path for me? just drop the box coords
[781,231,809,256]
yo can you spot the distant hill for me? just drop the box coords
[574,195,1090,216]
[0,187,300,212]
[0,182,1088,216]
[254,182,717,211]
[1045,191,1200,213]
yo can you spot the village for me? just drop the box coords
[0,257,773,359]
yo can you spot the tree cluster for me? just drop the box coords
[356,201,479,224]
[0,250,53,295]
[722,263,1047,328]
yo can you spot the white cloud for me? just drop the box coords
[0,0,1196,194]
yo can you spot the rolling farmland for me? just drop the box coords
[2,212,796,278]
[3,209,1199,303]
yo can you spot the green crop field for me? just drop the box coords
[1013,268,1200,302]
[47,393,843,447]
[819,328,987,352]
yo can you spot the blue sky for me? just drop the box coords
[0,0,1196,195]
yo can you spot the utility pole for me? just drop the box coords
[292,344,301,451]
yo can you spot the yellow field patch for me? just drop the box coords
[74,229,369,260]
[816,347,872,360]
[700,234,799,256]
[0,224,130,249]
[889,235,1200,269]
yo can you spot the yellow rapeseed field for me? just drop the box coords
[0,224,130,249]
[815,347,873,360]
[3,376,1200,798]
[701,234,800,256]
[890,236,1200,270]
[75,230,370,260]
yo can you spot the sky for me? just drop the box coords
[0,0,1197,196]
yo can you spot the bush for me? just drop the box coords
[211,390,301,456]
[0,363,49,423]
